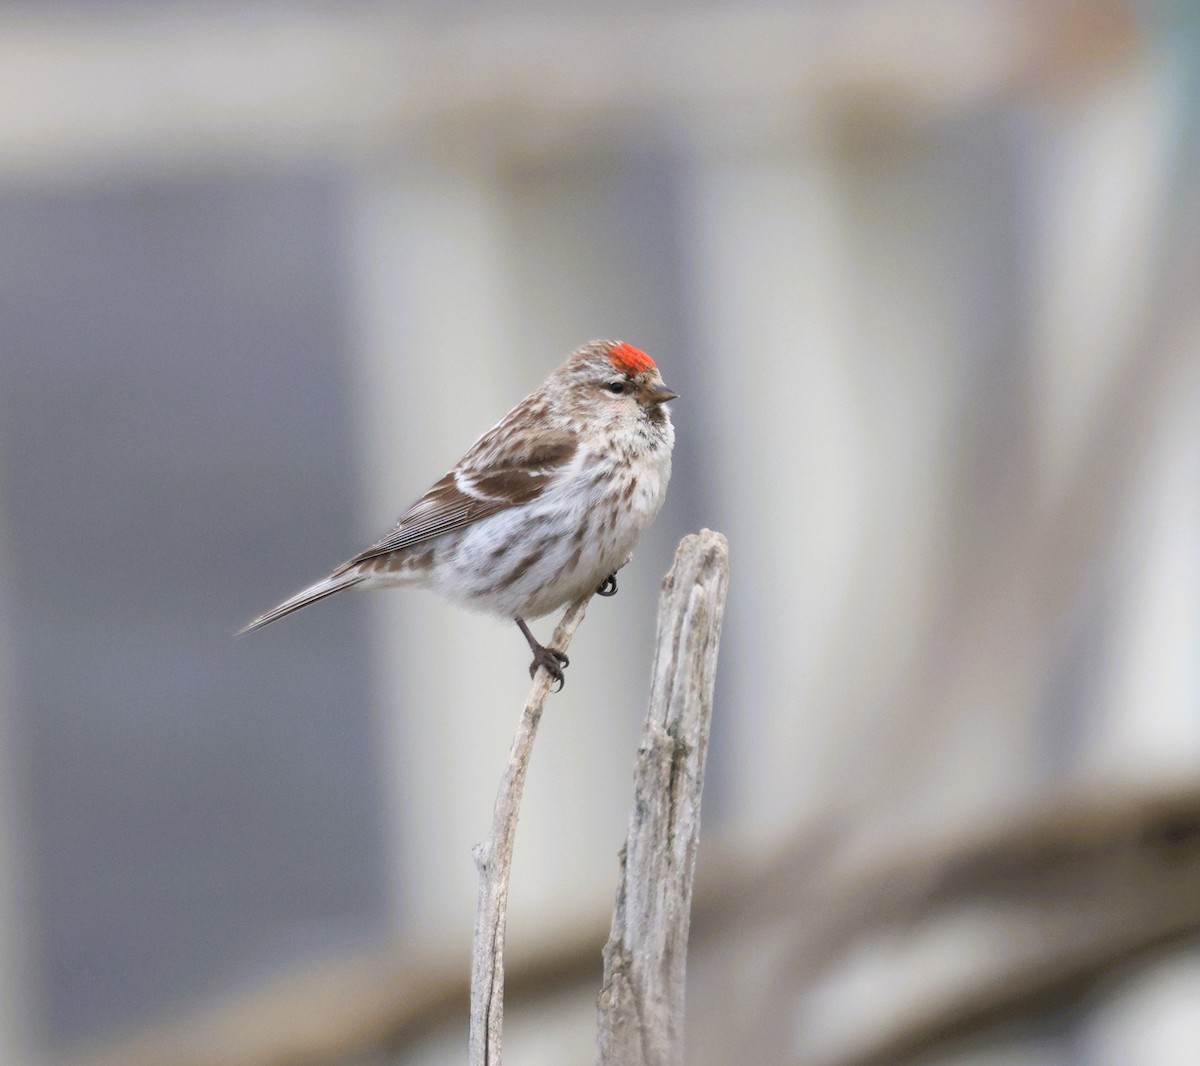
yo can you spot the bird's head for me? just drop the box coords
[558,340,678,427]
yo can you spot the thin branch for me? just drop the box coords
[468,593,594,1066]
[597,530,730,1066]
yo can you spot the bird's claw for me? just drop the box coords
[529,646,570,691]
[596,573,618,597]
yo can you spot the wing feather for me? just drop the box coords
[333,434,577,575]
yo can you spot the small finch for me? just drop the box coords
[240,339,677,688]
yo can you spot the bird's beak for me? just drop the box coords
[644,384,679,405]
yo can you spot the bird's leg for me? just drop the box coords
[597,555,632,597]
[515,618,569,690]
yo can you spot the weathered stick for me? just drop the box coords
[469,593,594,1066]
[597,529,730,1066]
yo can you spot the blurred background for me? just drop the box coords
[1,1,1198,1064]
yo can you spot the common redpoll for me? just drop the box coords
[240,339,677,688]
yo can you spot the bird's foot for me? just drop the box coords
[596,572,618,597]
[528,645,570,690]
[516,616,570,691]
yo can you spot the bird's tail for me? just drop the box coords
[237,572,365,635]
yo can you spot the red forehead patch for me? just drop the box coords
[609,341,655,376]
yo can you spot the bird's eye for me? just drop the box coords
[607,381,627,395]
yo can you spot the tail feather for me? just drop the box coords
[238,572,364,635]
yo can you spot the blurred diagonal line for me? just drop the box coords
[55,950,467,1066]
[842,90,1200,821]
[822,928,1200,1066]
[54,915,616,1066]
[678,785,1200,1065]
[797,785,1200,1066]
[771,120,1200,1066]
[56,783,1200,1066]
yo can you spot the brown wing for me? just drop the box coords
[332,436,577,575]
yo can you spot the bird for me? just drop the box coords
[239,339,677,688]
